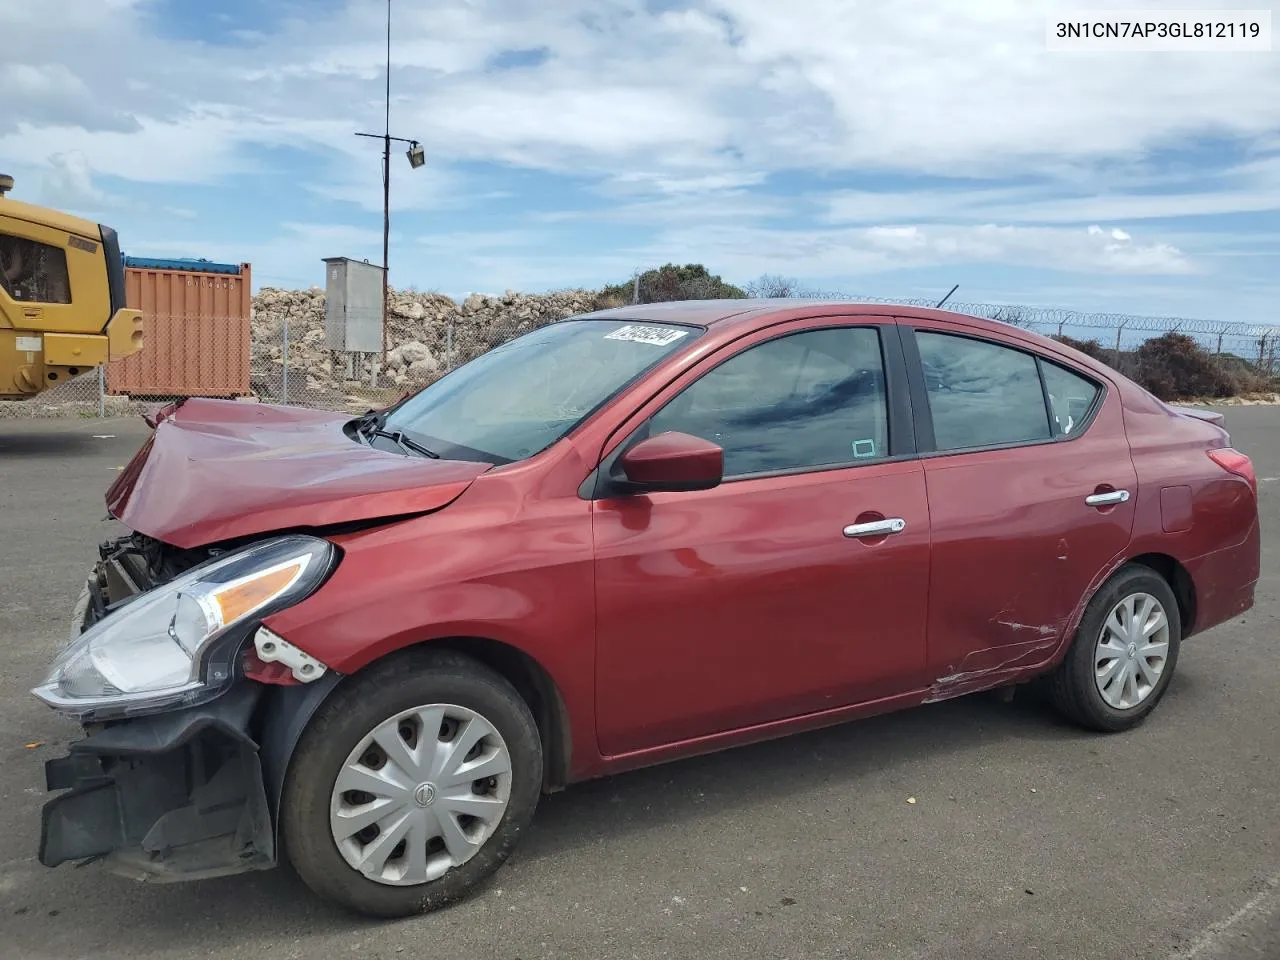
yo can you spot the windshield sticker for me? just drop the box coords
[604,325,689,347]
[852,439,877,459]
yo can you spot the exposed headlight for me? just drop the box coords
[33,535,336,721]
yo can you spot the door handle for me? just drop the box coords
[1085,489,1130,507]
[843,518,906,538]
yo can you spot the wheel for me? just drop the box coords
[281,649,543,917]
[1046,564,1181,732]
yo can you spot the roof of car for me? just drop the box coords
[575,298,1021,335]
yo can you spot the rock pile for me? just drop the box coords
[250,287,606,403]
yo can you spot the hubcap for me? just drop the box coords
[1094,592,1171,710]
[329,703,513,886]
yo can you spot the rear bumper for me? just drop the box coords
[1185,517,1261,638]
[39,684,276,882]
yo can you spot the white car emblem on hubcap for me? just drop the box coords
[414,782,437,807]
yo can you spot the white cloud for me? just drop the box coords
[12,0,1275,186]
[706,0,1280,175]
[823,148,1280,226]
[38,151,119,213]
[640,221,1193,280]
[0,0,1275,315]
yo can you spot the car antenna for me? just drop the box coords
[935,284,959,308]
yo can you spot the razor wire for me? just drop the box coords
[791,290,1280,341]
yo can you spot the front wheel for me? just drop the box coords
[281,650,543,917]
[1047,564,1182,732]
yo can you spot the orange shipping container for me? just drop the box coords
[106,260,252,398]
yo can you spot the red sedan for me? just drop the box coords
[33,300,1259,917]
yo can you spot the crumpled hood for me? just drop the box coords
[106,398,491,548]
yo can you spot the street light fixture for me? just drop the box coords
[353,0,423,374]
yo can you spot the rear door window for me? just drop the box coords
[916,331,1051,451]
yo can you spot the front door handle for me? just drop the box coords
[843,518,906,538]
[1085,489,1130,507]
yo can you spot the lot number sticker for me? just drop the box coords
[604,325,689,347]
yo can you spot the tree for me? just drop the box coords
[745,274,801,298]
[598,263,746,305]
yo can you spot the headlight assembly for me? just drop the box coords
[33,535,337,721]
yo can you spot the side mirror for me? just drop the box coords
[615,431,724,494]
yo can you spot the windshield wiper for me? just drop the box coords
[364,427,441,459]
[353,409,441,459]
[354,408,386,434]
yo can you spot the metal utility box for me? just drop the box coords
[105,258,252,398]
[323,257,383,353]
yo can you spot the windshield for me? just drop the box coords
[382,319,700,463]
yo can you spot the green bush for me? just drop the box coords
[1131,332,1234,401]
[599,263,746,306]
[1051,332,1279,400]
[1215,353,1279,395]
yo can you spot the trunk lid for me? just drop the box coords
[1167,404,1226,429]
[107,398,491,548]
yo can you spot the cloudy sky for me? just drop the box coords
[3,0,1279,321]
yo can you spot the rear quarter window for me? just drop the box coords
[1041,360,1102,437]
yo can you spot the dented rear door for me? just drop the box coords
[902,321,1138,701]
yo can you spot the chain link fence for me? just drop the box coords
[3,291,1279,419]
[249,310,544,414]
[0,366,116,419]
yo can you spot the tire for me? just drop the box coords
[1047,564,1182,732]
[281,649,543,918]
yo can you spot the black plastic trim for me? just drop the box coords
[39,682,274,874]
[258,672,343,843]
[898,325,936,453]
[1035,356,1056,433]
[69,682,261,757]
[99,224,127,322]
[40,781,121,865]
[883,322,917,457]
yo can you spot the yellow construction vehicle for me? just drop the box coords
[0,173,143,401]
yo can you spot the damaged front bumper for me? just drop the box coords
[39,683,276,882]
[38,532,343,882]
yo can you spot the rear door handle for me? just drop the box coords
[1085,489,1130,506]
[843,518,906,538]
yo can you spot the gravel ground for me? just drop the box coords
[0,408,1276,960]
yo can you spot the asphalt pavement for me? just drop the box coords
[0,409,1277,960]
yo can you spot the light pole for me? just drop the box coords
[354,0,424,373]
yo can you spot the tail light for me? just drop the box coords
[1207,447,1257,498]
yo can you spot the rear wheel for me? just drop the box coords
[281,650,543,917]
[1047,564,1181,732]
